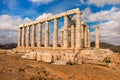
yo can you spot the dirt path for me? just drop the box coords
[0,53,120,80]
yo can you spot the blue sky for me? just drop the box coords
[0,0,120,45]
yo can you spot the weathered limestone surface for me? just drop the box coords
[95,26,99,48]
[45,21,49,47]
[63,15,69,48]
[37,23,42,47]
[79,48,113,65]
[42,52,52,63]
[53,18,58,48]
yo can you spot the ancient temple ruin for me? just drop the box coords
[17,8,95,52]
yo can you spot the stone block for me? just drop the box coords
[42,52,52,63]
[53,60,69,65]
[36,52,42,61]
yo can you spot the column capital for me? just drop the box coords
[94,26,99,28]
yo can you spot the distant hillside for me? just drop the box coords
[0,43,17,49]
[91,42,120,53]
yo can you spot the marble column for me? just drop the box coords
[45,20,49,47]
[81,23,84,48]
[18,27,22,47]
[95,26,99,48]
[21,26,25,47]
[37,22,42,47]
[70,20,75,48]
[84,26,87,48]
[63,15,68,48]
[75,12,81,49]
[31,24,36,47]
[60,31,63,47]
[26,26,30,47]
[87,27,90,48]
[53,18,58,48]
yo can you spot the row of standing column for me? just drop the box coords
[18,19,59,48]
[18,12,85,49]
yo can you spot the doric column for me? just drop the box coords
[45,20,49,47]
[26,26,30,47]
[31,24,36,47]
[37,22,42,47]
[84,26,87,48]
[63,15,69,48]
[60,30,64,47]
[95,26,99,48]
[53,18,58,48]
[81,22,84,48]
[70,20,75,48]
[87,27,90,48]
[75,12,82,49]
[21,26,25,47]
[17,27,22,47]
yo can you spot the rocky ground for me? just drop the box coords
[0,52,120,80]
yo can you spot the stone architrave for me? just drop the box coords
[95,26,99,48]
[63,15,69,48]
[75,12,81,49]
[26,26,30,47]
[53,18,58,48]
[45,20,49,47]
[31,24,36,47]
[37,23,42,47]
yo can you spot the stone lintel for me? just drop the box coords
[22,8,82,27]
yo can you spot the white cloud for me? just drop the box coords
[30,0,54,4]
[0,14,32,44]
[36,13,53,20]
[86,7,120,22]
[86,7,120,45]
[87,0,120,7]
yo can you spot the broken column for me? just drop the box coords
[95,26,99,48]
[87,27,90,48]
[84,26,87,48]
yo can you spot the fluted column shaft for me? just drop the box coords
[45,21,49,47]
[81,24,84,48]
[53,18,58,48]
[95,26,99,48]
[18,27,22,47]
[84,26,88,47]
[37,23,42,47]
[26,26,30,47]
[75,13,81,49]
[31,24,36,47]
[60,31,63,47]
[71,21,75,48]
[87,27,90,48]
[22,27,25,47]
[63,15,68,48]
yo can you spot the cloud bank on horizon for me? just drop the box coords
[0,0,120,45]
